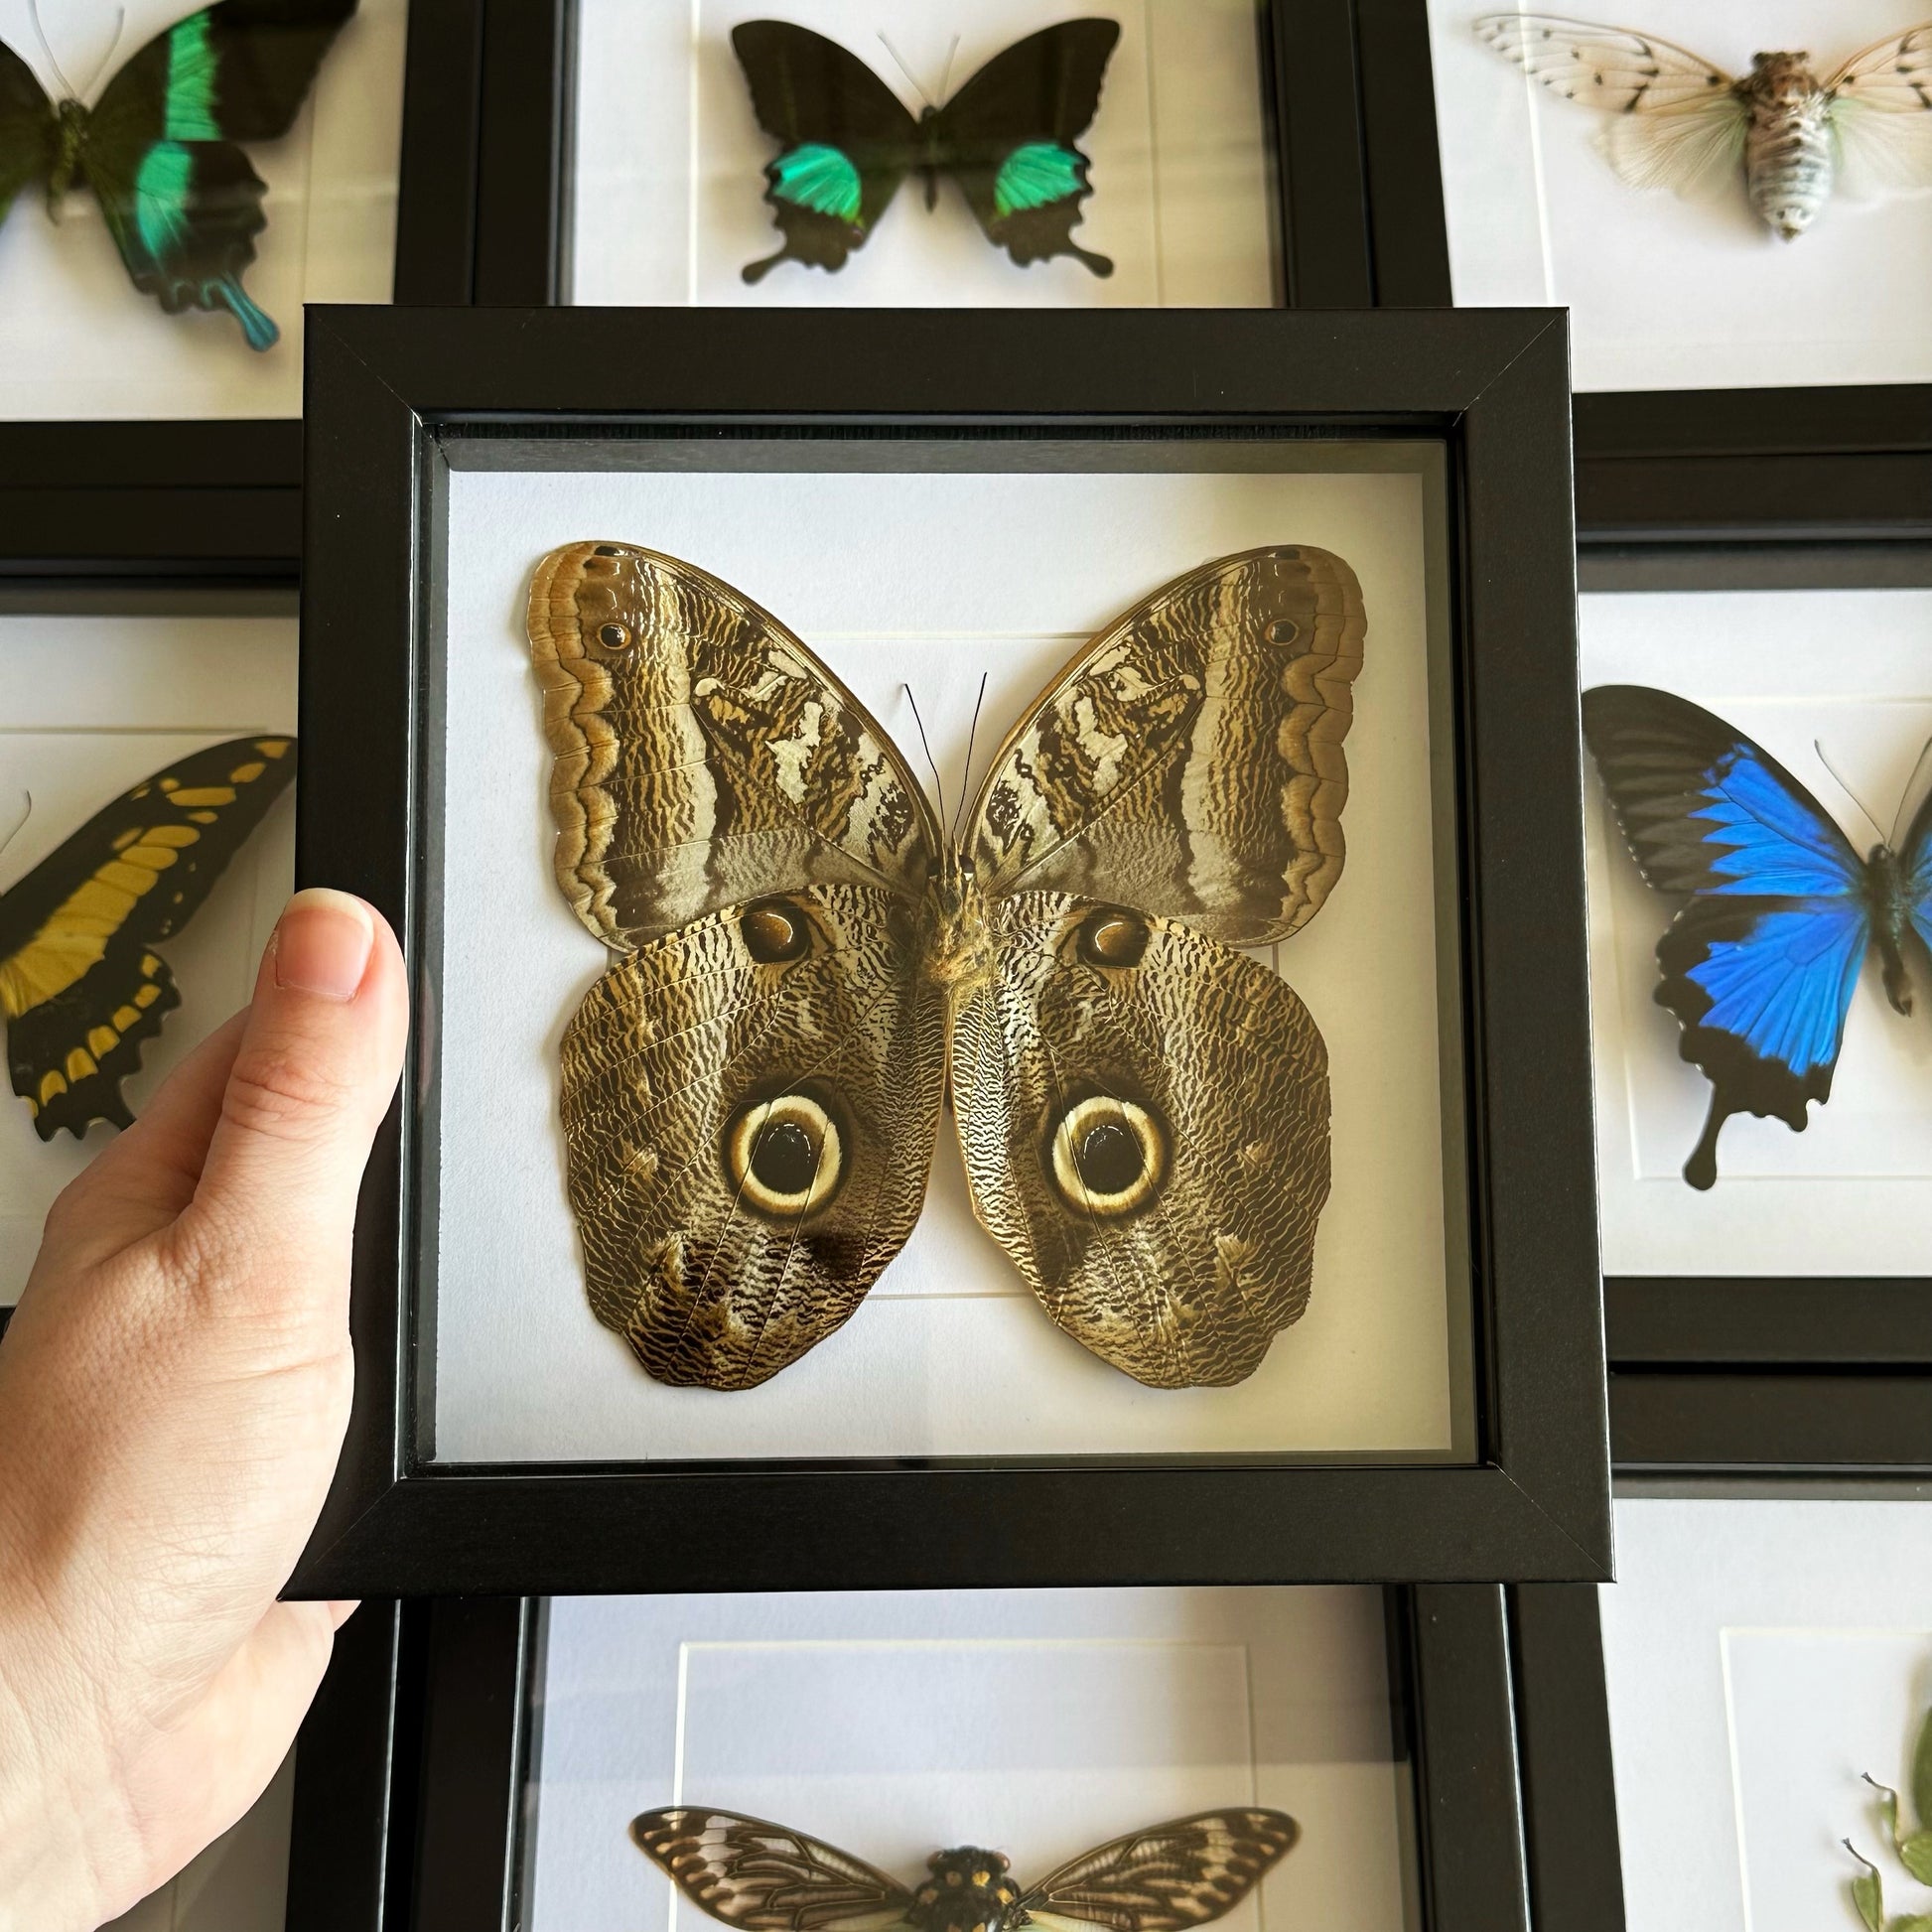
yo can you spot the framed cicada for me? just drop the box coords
[631,1808,1300,1932]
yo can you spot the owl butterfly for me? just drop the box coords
[1474,14,1932,238]
[1583,685,1932,1188]
[731,18,1119,281]
[631,1806,1300,1932]
[526,542,1366,1391]
[0,736,296,1139]
[0,0,357,346]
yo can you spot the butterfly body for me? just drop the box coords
[528,539,1363,1390]
[1583,685,1932,1188]
[630,1807,1301,1932]
[731,18,1120,282]
[0,0,356,345]
[1474,16,1932,239]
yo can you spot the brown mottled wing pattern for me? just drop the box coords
[528,541,937,949]
[967,546,1365,947]
[560,885,944,1390]
[952,895,1328,1388]
[1018,1810,1300,1932]
[631,1809,915,1932]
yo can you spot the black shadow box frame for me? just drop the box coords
[0,0,485,589]
[468,0,1399,311]
[1346,14,1932,549]
[1577,542,1932,1477]
[394,1586,1587,1932]
[289,302,1607,1596]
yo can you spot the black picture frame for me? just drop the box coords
[0,0,485,589]
[1348,13,1932,548]
[469,0,1398,313]
[1574,542,1932,1476]
[397,1587,1555,1932]
[290,302,1607,1596]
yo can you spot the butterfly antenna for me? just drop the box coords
[1890,735,1932,847]
[950,671,990,846]
[877,30,935,108]
[0,790,30,864]
[1813,739,1888,846]
[77,7,127,99]
[26,0,77,99]
[934,33,961,103]
[903,684,947,829]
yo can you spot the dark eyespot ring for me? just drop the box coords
[1267,618,1300,645]
[1047,1093,1168,1217]
[741,897,811,964]
[1271,546,1301,559]
[596,621,631,650]
[723,1092,845,1219]
[1076,905,1150,969]
[593,543,624,556]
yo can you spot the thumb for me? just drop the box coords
[179,889,408,1300]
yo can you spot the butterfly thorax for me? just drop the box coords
[48,99,89,216]
[1740,52,1834,236]
[915,103,945,209]
[908,1848,1025,1932]
[921,849,996,1009]
[1864,841,1917,1017]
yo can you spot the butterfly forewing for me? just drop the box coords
[527,541,939,951]
[1019,1810,1300,1932]
[0,735,295,1140]
[969,545,1365,947]
[0,40,50,221]
[633,1809,916,1932]
[952,895,1328,1387]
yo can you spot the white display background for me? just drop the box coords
[105,1753,293,1932]
[1602,1498,1932,1932]
[1582,588,1932,1275]
[571,0,1275,307]
[0,0,406,420]
[1428,0,1932,391]
[525,1587,1406,1932]
[431,457,1457,1463]
[0,616,296,1304]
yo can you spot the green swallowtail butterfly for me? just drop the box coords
[731,17,1120,283]
[0,0,356,349]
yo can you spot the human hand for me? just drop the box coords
[0,889,407,1931]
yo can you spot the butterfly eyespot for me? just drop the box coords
[596,621,632,650]
[945,1872,964,1887]
[1076,905,1150,969]
[1271,546,1302,560]
[1048,1093,1169,1218]
[741,897,812,963]
[724,1092,846,1219]
[592,544,626,556]
[1267,619,1300,645]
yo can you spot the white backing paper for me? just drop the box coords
[1582,588,1932,1275]
[0,615,296,1304]
[0,0,406,420]
[570,0,1276,307]
[431,456,1459,1463]
[1428,0,1932,391]
[1602,1497,1932,1932]
[525,1586,1407,1932]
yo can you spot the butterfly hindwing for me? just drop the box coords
[731,20,920,283]
[631,1808,915,1932]
[1582,684,1877,1187]
[952,894,1328,1388]
[559,884,945,1391]
[1019,1810,1301,1932]
[79,0,356,348]
[931,19,1119,273]
[969,546,1366,947]
[0,735,295,1140]
[528,541,938,952]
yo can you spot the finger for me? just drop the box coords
[174,891,408,1325]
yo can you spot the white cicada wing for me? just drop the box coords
[1828,22,1932,199]
[1474,14,1747,198]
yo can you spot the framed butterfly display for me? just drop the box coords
[289,304,1604,1595]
